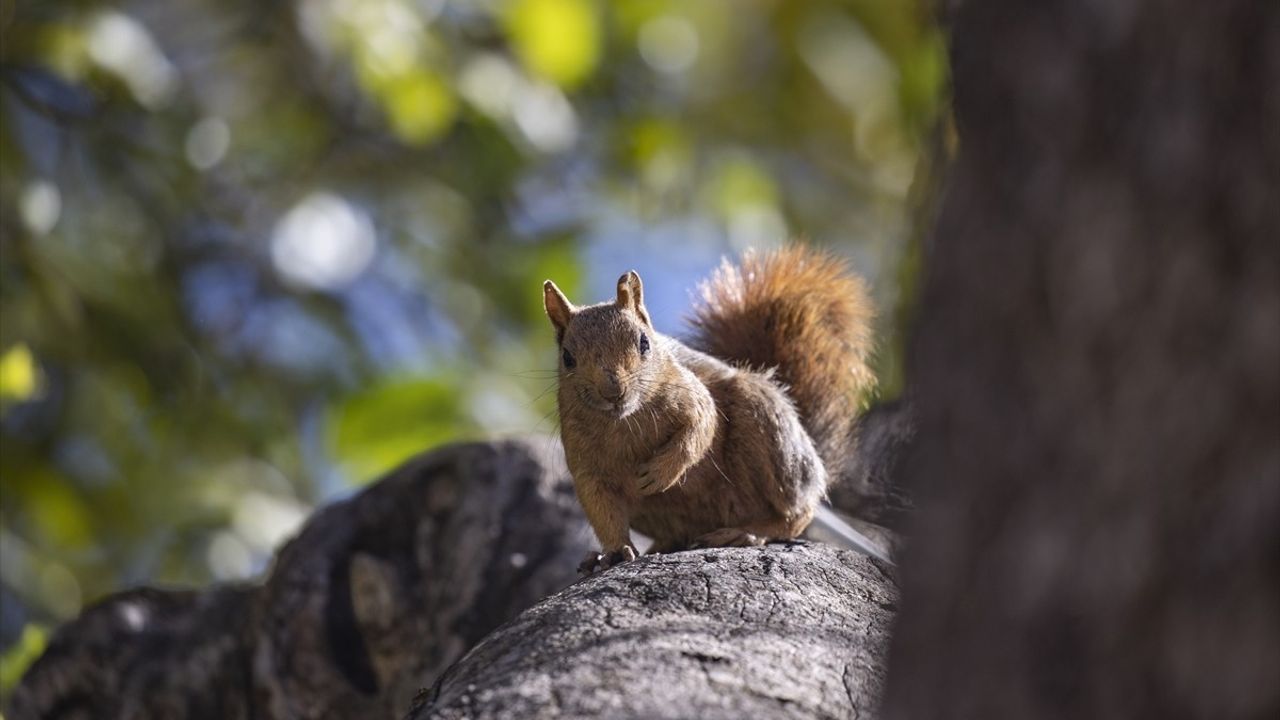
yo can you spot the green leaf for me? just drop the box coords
[506,0,601,89]
[327,377,468,484]
[0,624,48,699]
[0,344,42,404]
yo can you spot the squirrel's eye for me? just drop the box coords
[562,348,576,369]
[639,333,650,356]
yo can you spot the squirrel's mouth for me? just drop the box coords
[601,397,637,418]
[577,387,621,415]
[600,398,629,416]
[576,386,638,418]
[609,396,644,420]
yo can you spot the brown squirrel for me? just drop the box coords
[543,245,875,573]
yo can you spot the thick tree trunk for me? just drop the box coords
[884,2,1280,719]
[411,542,896,720]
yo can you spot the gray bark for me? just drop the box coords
[7,439,595,720]
[4,585,259,720]
[8,432,904,719]
[251,438,590,718]
[884,1,1280,719]
[826,398,916,551]
[412,542,897,720]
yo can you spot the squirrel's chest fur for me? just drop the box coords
[558,380,692,477]
[559,354,827,546]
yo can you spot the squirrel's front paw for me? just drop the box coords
[636,462,677,496]
[577,546,637,575]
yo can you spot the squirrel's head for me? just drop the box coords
[543,271,664,418]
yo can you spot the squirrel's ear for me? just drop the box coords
[543,280,574,341]
[615,271,652,326]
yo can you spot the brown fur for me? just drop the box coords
[688,246,876,473]
[544,246,874,569]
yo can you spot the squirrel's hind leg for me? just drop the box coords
[690,514,812,549]
[691,527,767,548]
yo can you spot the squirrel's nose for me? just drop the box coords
[598,374,623,402]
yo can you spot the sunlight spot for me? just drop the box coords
[506,0,600,89]
[271,192,377,290]
[638,15,699,75]
[727,205,787,252]
[798,10,912,195]
[798,11,897,113]
[117,602,148,631]
[469,380,533,433]
[232,492,308,552]
[19,181,60,236]
[459,54,520,119]
[207,531,255,580]
[382,69,456,145]
[0,344,43,403]
[184,117,231,170]
[513,82,578,153]
[86,11,177,107]
[364,22,420,78]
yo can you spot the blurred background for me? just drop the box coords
[0,0,945,694]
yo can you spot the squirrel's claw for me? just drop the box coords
[636,463,676,496]
[578,546,637,575]
[636,465,656,494]
[577,552,604,575]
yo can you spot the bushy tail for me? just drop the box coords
[687,246,876,475]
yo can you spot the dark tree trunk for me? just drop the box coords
[411,542,896,720]
[884,2,1280,719]
[5,585,260,719]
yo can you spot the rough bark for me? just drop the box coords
[8,439,594,720]
[412,542,897,720]
[827,399,916,530]
[4,585,259,719]
[884,2,1280,719]
[251,438,590,718]
[9,430,905,719]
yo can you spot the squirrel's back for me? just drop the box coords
[687,246,875,477]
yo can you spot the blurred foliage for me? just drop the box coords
[0,0,946,689]
[329,375,467,480]
[0,624,44,699]
[0,345,40,405]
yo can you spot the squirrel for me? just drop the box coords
[542,245,876,573]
